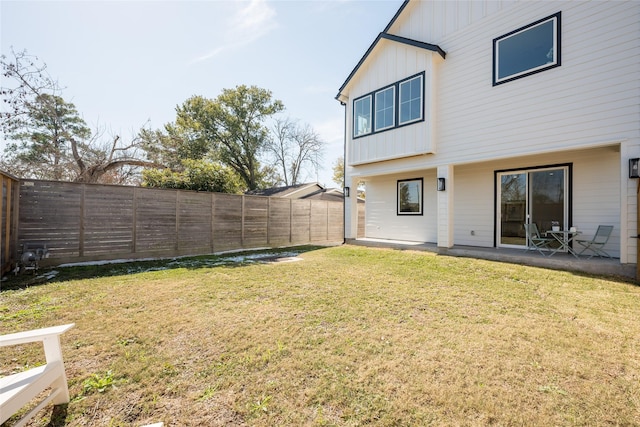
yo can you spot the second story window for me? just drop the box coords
[353,72,425,138]
[493,12,561,86]
[399,75,423,125]
[375,86,395,131]
[354,95,372,137]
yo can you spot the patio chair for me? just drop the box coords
[523,223,554,256]
[575,225,613,258]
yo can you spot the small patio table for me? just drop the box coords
[545,229,581,258]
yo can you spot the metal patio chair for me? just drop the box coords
[575,225,613,259]
[524,223,554,256]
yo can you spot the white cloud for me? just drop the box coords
[191,0,278,63]
[314,117,344,146]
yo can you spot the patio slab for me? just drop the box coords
[346,238,636,282]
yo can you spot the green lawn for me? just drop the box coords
[1,245,639,426]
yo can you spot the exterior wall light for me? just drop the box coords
[630,158,640,179]
[437,178,446,191]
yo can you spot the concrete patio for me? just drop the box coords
[346,238,637,282]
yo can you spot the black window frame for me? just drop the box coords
[399,74,424,125]
[397,178,424,216]
[493,12,561,86]
[353,72,425,139]
[353,95,372,137]
[374,85,396,132]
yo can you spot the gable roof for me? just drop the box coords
[246,183,352,202]
[335,1,446,103]
[246,182,325,198]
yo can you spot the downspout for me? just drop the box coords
[341,100,347,244]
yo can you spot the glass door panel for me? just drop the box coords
[530,169,565,233]
[499,173,526,246]
[498,166,568,250]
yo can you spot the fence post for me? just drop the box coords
[132,187,138,254]
[326,201,329,242]
[79,184,85,257]
[175,191,180,252]
[309,200,312,243]
[267,197,271,245]
[211,193,215,254]
[241,195,245,247]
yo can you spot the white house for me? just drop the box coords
[337,0,640,265]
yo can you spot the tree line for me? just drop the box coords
[0,49,330,193]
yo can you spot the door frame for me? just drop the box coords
[494,163,573,248]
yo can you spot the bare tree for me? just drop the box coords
[267,117,324,186]
[1,48,159,183]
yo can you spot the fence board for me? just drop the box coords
[213,193,243,252]
[177,191,212,253]
[19,181,82,257]
[268,198,291,246]
[244,196,268,248]
[84,185,134,255]
[291,200,311,244]
[15,180,343,265]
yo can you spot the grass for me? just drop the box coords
[1,245,639,426]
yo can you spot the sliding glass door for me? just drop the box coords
[498,166,568,249]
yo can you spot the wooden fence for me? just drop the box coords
[1,171,20,276]
[16,180,344,266]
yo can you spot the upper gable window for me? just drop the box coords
[493,12,561,86]
[354,95,372,137]
[353,72,424,139]
[374,86,395,131]
[399,75,423,124]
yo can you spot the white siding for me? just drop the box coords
[343,0,639,261]
[452,146,621,256]
[432,0,639,165]
[346,40,436,165]
[364,171,437,242]
[392,0,515,43]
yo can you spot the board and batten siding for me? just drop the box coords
[347,0,639,172]
[346,40,436,166]
[391,0,512,42]
[344,0,638,261]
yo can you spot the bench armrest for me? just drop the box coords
[0,324,75,347]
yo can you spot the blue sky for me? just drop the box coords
[0,0,403,187]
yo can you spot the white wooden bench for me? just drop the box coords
[0,324,75,427]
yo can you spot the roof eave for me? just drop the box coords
[335,33,446,101]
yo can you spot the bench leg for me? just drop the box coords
[43,335,71,404]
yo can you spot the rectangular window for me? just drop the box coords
[352,72,425,138]
[397,178,423,215]
[374,86,395,131]
[353,95,372,137]
[399,75,423,124]
[493,12,561,86]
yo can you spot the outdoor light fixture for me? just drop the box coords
[437,178,446,191]
[344,187,350,197]
[630,158,640,179]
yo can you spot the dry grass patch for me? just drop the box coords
[1,245,639,426]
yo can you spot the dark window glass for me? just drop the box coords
[399,76,422,124]
[375,87,395,131]
[494,13,560,85]
[353,96,371,137]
